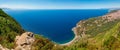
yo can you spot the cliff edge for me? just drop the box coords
[0,9,62,50]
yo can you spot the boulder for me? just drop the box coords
[14,32,35,50]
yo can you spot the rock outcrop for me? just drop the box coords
[15,32,35,50]
[0,32,35,50]
[0,44,9,50]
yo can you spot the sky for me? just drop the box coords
[0,0,120,9]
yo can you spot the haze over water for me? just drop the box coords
[4,9,108,44]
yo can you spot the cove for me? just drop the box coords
[4,9,108,44]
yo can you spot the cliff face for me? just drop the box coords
[71,10,120,50]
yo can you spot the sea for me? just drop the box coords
[4,9,108,44]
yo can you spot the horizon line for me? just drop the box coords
[1,7,119,10]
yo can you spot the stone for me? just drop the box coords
[14,32,35,50]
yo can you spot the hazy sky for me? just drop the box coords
[0,0,120,9]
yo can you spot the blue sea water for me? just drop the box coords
[4,9,108,44]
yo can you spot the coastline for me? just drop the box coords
[59,27,80,46]
[59,10,120,46]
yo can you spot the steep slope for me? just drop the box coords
[0,9,25,48]
[68,10,120,50]
[0,9,61,50]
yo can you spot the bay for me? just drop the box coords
[4,9,108,44]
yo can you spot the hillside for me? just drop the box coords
[0,9,63,50]
[67,10,120,50]
[0,9,25,48]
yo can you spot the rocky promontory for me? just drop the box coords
[15,32,35,50]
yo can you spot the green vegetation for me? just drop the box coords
[0,9,24,48]
[64,14,120,50]
[32,34,54,50]
[1,8,120,50]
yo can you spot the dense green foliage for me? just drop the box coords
[32,34,54,50]
[0,9,25,48]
